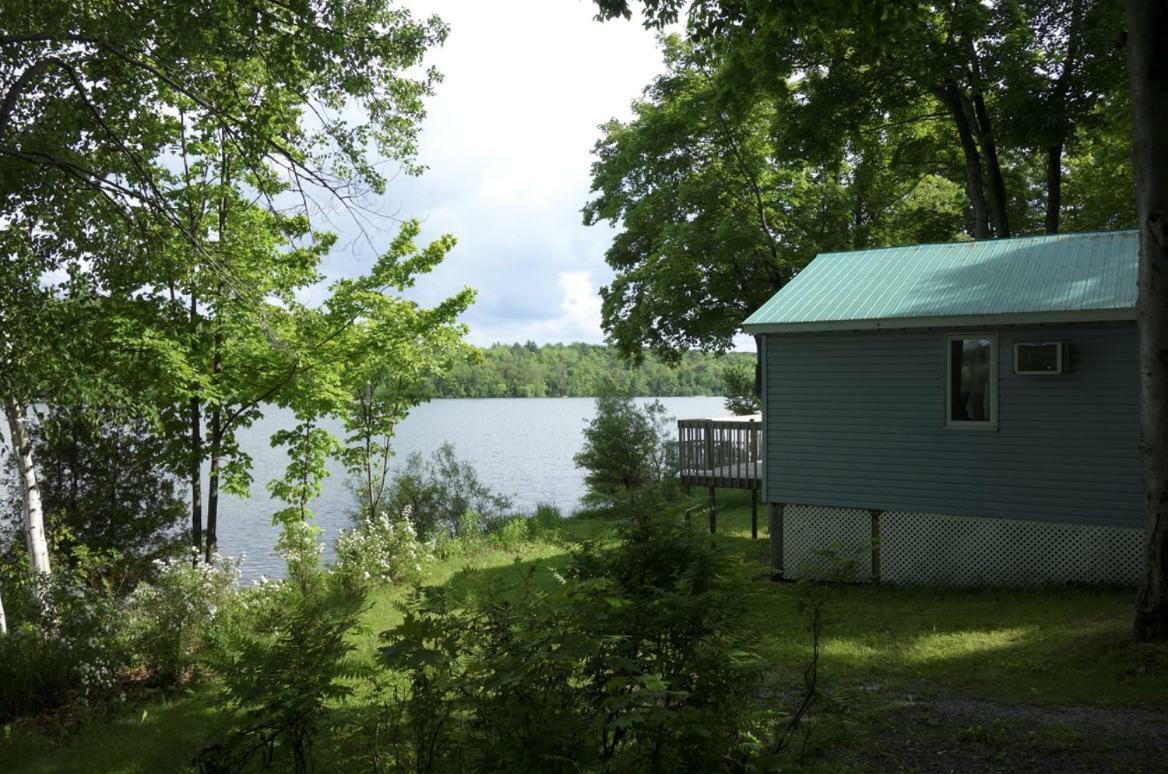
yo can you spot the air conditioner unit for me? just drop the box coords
[1013,341,1071,375]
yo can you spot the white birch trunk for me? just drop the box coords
[4,396,51,575]
[0,586,7,635]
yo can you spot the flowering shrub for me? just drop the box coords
[334,505,430,589]
[0,563,129,718]
[126,548,241,685]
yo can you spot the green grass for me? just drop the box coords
[5,495,1166,772]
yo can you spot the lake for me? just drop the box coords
[219,396,726,579]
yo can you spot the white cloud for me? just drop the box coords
[556,270,604,339]
[315,1,669,345]
[465,270,605,346]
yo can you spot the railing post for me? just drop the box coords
[704,419,714,474]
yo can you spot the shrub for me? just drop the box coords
[378,506,760,772]
[529,502,563,537]
[0,561,129,719]
[334,505,430,590]
[125,549,240,686]
[0,627,76,721]
[380,443,512,538]
[456,508,483,540]
[574,395,676,515]
[197,520,368,774]
[488,516,530,552]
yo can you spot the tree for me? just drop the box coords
[721,363,759,416]
[1127,0,1168,641]
[261,222,473,528]
[1,0,450,567]
[1,406,186,591]
[333,225,475,519]
[584,36,966,359]
[595,1,1126,238]
[574,395,675,512]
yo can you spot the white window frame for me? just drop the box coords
[944,332,998,431]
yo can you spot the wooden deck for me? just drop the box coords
[678,415,763,490]
[677,415,763,536]
[679,461,763,489]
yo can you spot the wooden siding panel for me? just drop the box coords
[764,323,1141,528]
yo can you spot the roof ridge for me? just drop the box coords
[816,228,1138,260]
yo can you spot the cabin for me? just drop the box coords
[741,230,1143,586]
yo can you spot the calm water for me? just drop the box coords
[218,396,726,579]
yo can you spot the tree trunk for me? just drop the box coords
[189,393,202,555]
[206,407,221,562]
[1129,0,1168,641]
[1045,144,1063,234]
[0,585,7,635]
[204,144,230,563]
[936,83,990,239]
[189,285,203,556]
[1046,0,1081,236]
[971,92,1010,238]
[4,396,51,575]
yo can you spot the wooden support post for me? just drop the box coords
[708,486,717,534]
[870,509,882,582]
[751,488,758,540]
[768,503,784,578]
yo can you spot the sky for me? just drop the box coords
[314,0,671,347]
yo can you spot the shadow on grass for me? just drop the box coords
[3,692,226,774]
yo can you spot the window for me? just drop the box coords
[946,334,997,429]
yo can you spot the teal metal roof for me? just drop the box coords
[742,230,1139,333]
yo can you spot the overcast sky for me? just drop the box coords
[313,0,669,346]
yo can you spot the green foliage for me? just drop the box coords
[1,406,186,591]
[0,561,129,720]
[125,552,241,686]
[424,342,754,397]
[377,509,759,772]
[0,625,76,723]
[721,363,759,416]
[487,516,531,552]
[574,396,676,514]
[585,8,1134,358]
[381,443,513,539]
[0,0,463,566]
[331,220,475,519]
[529,502,564,538]
[197,522,367,774]
[584,36,967,360]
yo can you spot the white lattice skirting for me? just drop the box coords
[781,504,1142,586]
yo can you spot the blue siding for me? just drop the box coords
[763,323,1141,528]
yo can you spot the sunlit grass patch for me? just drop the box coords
[906,626,1036,663]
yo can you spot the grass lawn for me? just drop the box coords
[5,493,1167,772]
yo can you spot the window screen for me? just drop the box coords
[948,336,994,424]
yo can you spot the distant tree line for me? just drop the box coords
[423,342,754,398]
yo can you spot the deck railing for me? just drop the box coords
[677,415,762,490]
